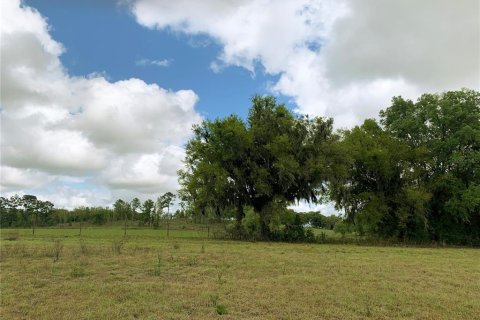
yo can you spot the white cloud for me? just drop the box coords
[135,58,171,67]
[0,166,54,191]
[130,0,480,127]
[36,185,112,210]
[0,0,202,206]
[101,145,185,193]
[70,77,200,153]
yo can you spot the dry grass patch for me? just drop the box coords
[1,228,479,319]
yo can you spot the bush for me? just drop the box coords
[241,209,261,241]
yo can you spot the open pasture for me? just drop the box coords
[1,227,479,319]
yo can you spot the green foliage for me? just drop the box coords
[381,89,480,243]
[331,89,480,244]
[180,95,334,239]
[0,195,54,228]
[240,208,261,241]
[329,119,430,240]
[141,199,155,226]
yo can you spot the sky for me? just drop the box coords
[1,0,479,212]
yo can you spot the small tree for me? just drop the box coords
[159,192,176,218]
[114,199,130,236]
[142,199,155,227]
[130,198,141,222]
[22,195,38,235]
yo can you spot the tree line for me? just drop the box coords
[179,89,479,245]
[1,89,478,245]
[0,192,177,231]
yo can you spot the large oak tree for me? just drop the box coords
[179,96,335,238]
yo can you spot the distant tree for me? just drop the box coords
[130,198,141,221]
[114,199,131,236]
[0,197,17,227]
[142,199,155,226]
[159,192,176,218]
[22,195,39,235]
[37,200,54,226]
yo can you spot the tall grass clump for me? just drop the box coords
[79,238,89,255]
[71,261,87,278]
[112,238,125,255]
[152,252,162,276]
[52,239,63,262]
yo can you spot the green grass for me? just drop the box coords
[1,226,479,319]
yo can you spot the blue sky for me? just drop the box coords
[25,0,285,121]
[1,0,478,210]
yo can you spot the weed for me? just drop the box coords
[172,242,180,250]
[203,293,219,307]
[79,238,89,255]
[364,294,373,317]
[216,304,227,315]
[112,239,124,255]
[216,267,226,285]
[186,256,198,267]
[52,239,63,262]
[71,262,87,278]
[153,253,162,276]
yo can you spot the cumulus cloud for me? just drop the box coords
[0,166,54,191]
[0,0,202,206]
[130,0,479,127]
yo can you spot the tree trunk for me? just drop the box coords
[253,199,270,240]
[235,204,245,237]
[32,214,36,235]
[124,213,127,237]
[260,219,270,240]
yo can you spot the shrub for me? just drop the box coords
[241,209,261,241]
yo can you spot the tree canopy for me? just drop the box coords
[330,89,480,244]
[179,95,335,238]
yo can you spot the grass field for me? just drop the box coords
[1,226,479,319]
